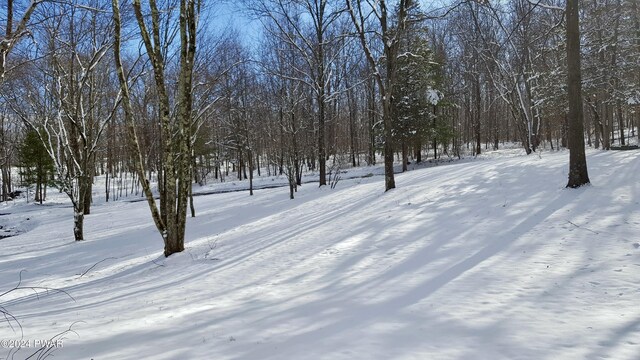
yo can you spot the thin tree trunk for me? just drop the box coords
[401,140,408,172]
[113,0,167,249]
[249,149,254,196]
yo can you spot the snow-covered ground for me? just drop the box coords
[1,148,639,360]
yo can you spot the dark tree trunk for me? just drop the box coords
[474,76,481,156]
[566,0,590,188]
[73,210,84,241]
[616,100,625,146]
[249,149,254,196]
[367,81,376,166]
[83,176,92,215]
[318,91,327,186]
[348,92,357,168]
[401,140,408,172]
[382,95,395,191]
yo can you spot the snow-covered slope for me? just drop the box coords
[1,149,639,360]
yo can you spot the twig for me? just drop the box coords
[78,257,117,278]
[24,321,83,360]
[1,271,76,305]
[566,220,599,234]
[205,239,220,261]
[151,258,166,267]
[0,303,23,336]
[1,273,78,360]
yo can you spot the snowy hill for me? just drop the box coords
[1,149,639,360]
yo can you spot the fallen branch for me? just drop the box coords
[77,257,118,278]
[566,220,599,234]
[1,271,75,304]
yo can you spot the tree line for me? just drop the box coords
[0,0,635,256]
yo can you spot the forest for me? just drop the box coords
[1,0,636,256]
[0,1,639,359]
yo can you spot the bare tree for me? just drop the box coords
[7,1,115,240]
[258,22,309,198]
[250,0,345,187]
[566,0,589,188]
[0,0,42,78]
[0,1,43,202]
[113,0,199,256]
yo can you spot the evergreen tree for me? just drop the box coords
[19,130,53,204]
[392,22,450,167]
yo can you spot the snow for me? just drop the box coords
[1,148,640,359]
[426,87,443,105]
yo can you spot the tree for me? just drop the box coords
[260,22,308,198]
[0,109,18,202]
[0,0,42,79]
[0,1,43,203]
[7,0,116,240]
[565,0,590,188]
[19,129,53,204]
[392,23,441,169]
[113,0,199,257]
[250,0,344,187]
[346,0,418,191]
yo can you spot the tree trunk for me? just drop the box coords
[318,84,327,186]
[346,72,358,168]
[73,209,84,241]
[249,149,254,196]
[566,0,590,188]
[189,180,195,218]
[616,100,625,146]
[83,174,92,215]
[382,93,395,191]
[114,0,196,257]
[367,80,376,166]
[401,140,408,172]
[474,76,481,155]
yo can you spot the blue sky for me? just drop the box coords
[206,1,262,45]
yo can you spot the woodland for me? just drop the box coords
[1,2,640,359]
[0,0,637,256]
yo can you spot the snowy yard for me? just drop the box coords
[1,149,639,359]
